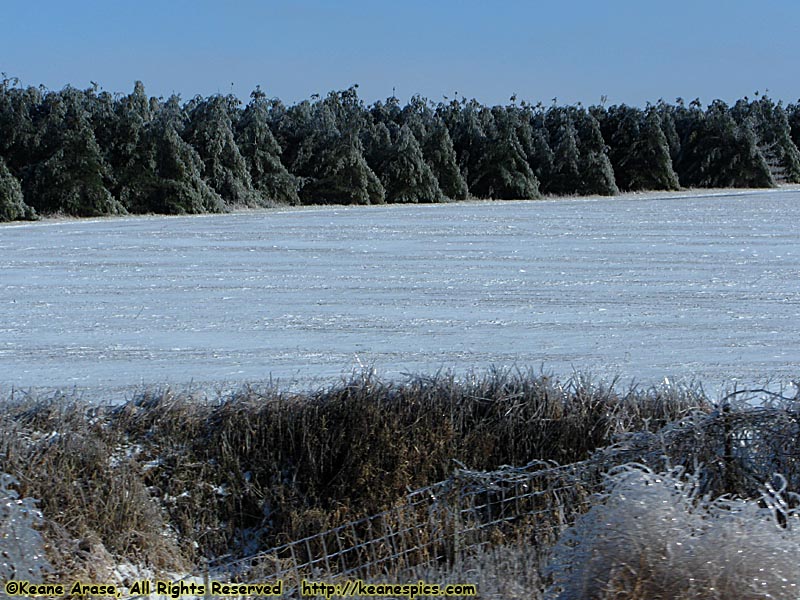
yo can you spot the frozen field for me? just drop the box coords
[1,189,798,401]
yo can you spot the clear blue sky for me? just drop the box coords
[3,0,798,107]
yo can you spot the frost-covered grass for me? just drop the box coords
[546,464,800,599]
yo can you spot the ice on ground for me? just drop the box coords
[1,189,799,402]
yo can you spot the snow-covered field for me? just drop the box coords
[1,189,798,402]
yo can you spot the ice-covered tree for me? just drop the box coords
[731,96,800,183]
[289,99,384,205]
[444,100,488,193]
[361,120,396,178]
[296,110,381,204]
[658,101,682,165]
[788,102,800,149]
[120,110,225,214]
[381,124,443,203]
[26,109,124,216]
[0,78,42,174]
[237,88,300,205]
[575,109,618,196]
[421,119,468,200]
[470,109,540,199]
[598,104,678,191]
[675,100,773,188]
[0,157,35,221]
[96,81,153,191]
[545,108,582,195]
[185,94,260,206]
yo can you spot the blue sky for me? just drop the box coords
[3,0,798,107]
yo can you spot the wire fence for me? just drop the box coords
[204,459,606,595]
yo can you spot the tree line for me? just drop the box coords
[2,76,800,221]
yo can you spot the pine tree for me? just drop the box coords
[636,107,680,190]
[98,81,152,193]
[370,95,402,128]
[601,105,678,191]
[399,94,434,142]
[788,103,800,149]
[655,100,682,167]
[446,101,487,193]
[120,110,225,214]
[471,110,540,199]
[361,120,395,178]
[0,79,42,174]
[676,100,773,188]
[545,108,582,195]
[522,109,555,193]
[575,109,618,196]
[184,95,260,206]
[0,157,35,221]
[237,89,300,205]
[289,99,384,205]
[24,88,124,217]
[300,131,384,204]
[421,119,468,200]
[731,97,800,183]
[381,125,443,203]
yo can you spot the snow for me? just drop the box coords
[1,189,798,402]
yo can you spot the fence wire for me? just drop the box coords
[206,459,606,595]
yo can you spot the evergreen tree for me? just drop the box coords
[272,99,314,174]
[300,131,384,204]
[237,88,300,205]
[731,97,800,183]
[657,101,681,164]
[522,109,555,193]
[0,157,35,221]
[26,119,124,216]
[545,108,582,195]
[23,88,124,217]
[421,119,468,200]
[600,105,678,191]
[296,109,375,204]
[97,81,153,193]
[361,120,396,177]
[120,110,225,214]
[512,105,550,185]
[399,94,434,142]
[381,125,443,203]
[446,100,487,193]
[370,95,402,129]
[184,94,259,206]
[636,107,680,190]
[290,100,384,205]
[788,103,800,149]
[574,109,618,196]
[676,100,773,188]
[0,79,42,174]
[471,109,540,199]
